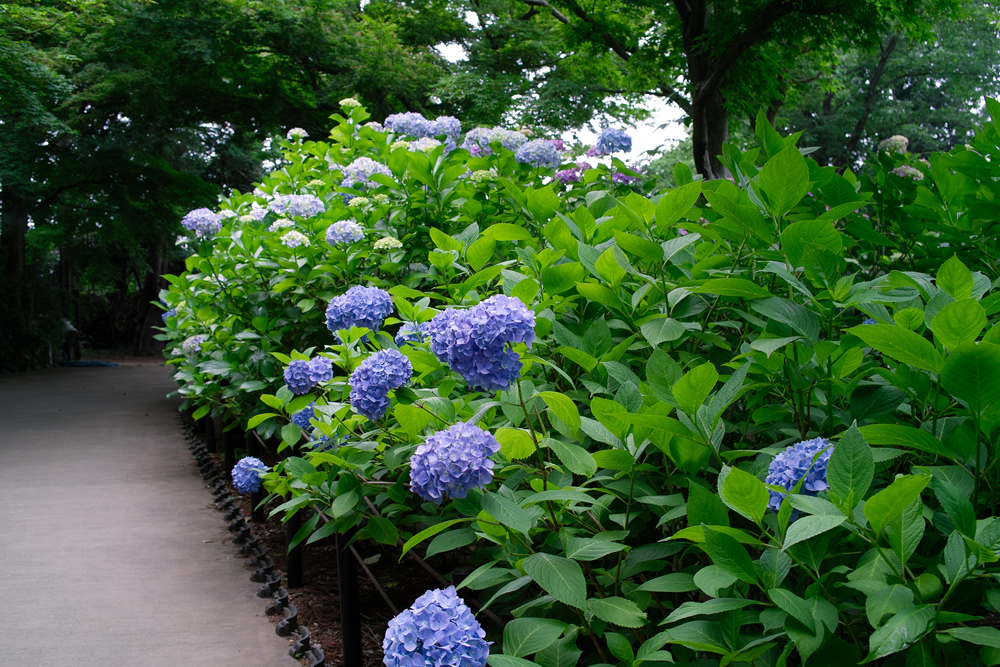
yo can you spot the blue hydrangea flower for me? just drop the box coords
[269,194,325,218]
[291,402,316,430]
[232,456,267,494]
[383,586,489,667]
[427,294,535,392]
[325,286,393,335]
[385,111,433,139]
[395,321,429,347]
[219,209,237,219]
[462,127,527,156]
[284,357,333,395]
[515,139,562,169]
[342,157,393,189]
[181,208,222,237]
[612,170,643,185]
[409,422,500,504]
[765,437,833,511]
[181,334,208,357]
[349,349,413,421]
[326,220,365,246]
[862,318,877,325]
[595,127,632,155]
[162,308,177,323]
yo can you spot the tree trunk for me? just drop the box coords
[691,88,730,180]
[1,191,30,345]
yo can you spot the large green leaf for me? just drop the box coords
[663,598,757,625]
[482,491,533,536]
[864,475,930,534]
[946,626,1000,649]
[751,297,821,341]
[781,219,842,269]
[862,605,934,662]
[936,254,974,300]
[782,514,846,551]
[537,391,580,434]
[587,596,648,628]
[826,424,873,511]
[503,618,567,658]
[758,145,810,219]
[941,342,1000,412]
[522,553,587,610]
[859,424,952,460]
[686,278,771,300]
[847,324,943,373]
[702,527,757,585]
[655,181,702,230]
[930,299,986,350]
[672,362,718,416]
[721,465,768,524]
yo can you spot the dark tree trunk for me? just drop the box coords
[691,88,730,180]
[1,191,30,342]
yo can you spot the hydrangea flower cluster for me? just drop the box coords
[515,139,562,168]
[283,356,334,395]
[326,220,364,246]
[548,138,565,152]
[364,121,384,131]
[181,334,208,357]
[232,456,267,494]
[765,437,833,511]
[291,402,316,430]
[385,111,433,138]
[469,169,495,183]
[427,294,536,391]
[862,317,877,325]
[161,308,176,323]
[892,165,924,181]
[412,137,442,153]
[244,206,268,221]
[879,135,909,154]
[408,262,430,274]
[391,140,411,151]
[181,208,222,237]
[395,321,429,346]
[286,127,308,141]
[374,236,402,251]
[462,127,528,156]
[349,349,412,421]
[348,197,370,208]
[555,161,593,184]
[595,127,632,155]
[282,230,310,248]
[612,170,643,185]
[342,157,392,189]
[382,586,489,667]
[409,422,500,504]
[269,219,294,232]
[325,286,393,335]
[269,194,325,218]
[340,97,362,108]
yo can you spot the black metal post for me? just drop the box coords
[286,510,303,589]
[223,424,237,473]
[203,416,216,451]
[336,530,362,667]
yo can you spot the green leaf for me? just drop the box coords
[564,537,627,561]
[537,391,580,433]
[864,475,931,534]
[394,404,433,437]
[587,596,648,628]
[400,519,472,558]
[596,246,627,286]
[487,655,538,667]
[331,489,358,519]
[931,300,986,350]
[866,585,915,628]
[702,527,757,585]
[862,605,934,662]
[781,220,842,269]
[496,428,537,460]
[687,483,730,527]
[482,491,532,536]
[466,236,496,272]
[485,223,534,242]
[247,412,278,428]
[941,342,1000,412]
[672,362,718,416]
[946,626,1000,649]
[503,618,567,658]
[894,308,925,331]
[542,262,585,295]
[937,255,974,300]
[655,181,702,230]
[847,324,943,373]
[751,297,821,341]
[543,438,598,477]
[827,423,874,509]
[636,573,699,593]
[686,278,771,300]
[614,230,664,263]
[664,598,757,625]
[534,634,582,667]
[721,466,768,524]
[367,517,399,545]
[758,145,810,219]
[522,553,587,610]
[859,424,952,459]
[767,589,816,634]
[782,514,846,551]
[640,317,686,347]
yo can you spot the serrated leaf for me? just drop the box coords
[672,362,718,417]
[721,466,768,525]
[847,324,943,373]
[522,553,587,609]
[482,491,532,536]
[537,391,580,433]
[703,527,757,585]
[587,596,648,628]
[782,514,846,551]
[863,605,934,662]
[864,475,930,534]
[503,618,567,658]
[827,423,874,509]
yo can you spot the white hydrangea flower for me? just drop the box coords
[269,219,295,232]
[340,98,362,109]
[348,196,370,208]
[286,127,308,141]
[282,230,310,248]
[374,237,403,251]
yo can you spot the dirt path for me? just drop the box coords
[0,365,300,667]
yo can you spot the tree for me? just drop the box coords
[443,0,961,178]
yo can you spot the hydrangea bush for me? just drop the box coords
[161,99,1000,666]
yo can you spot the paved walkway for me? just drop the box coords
[0,365,299,667]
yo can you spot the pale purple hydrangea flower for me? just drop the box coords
[326,220,365,246]
[595,127,632,155]
[349,349,412,421]
[892,165,924,181]
[515,139,562,169]
[409,422,500,503]
[879,135,909,154]
[765,437,833,511]
[612,170,643,185]
[284,357,334,395]
[427,295,535,392]
[219,210,237,220]
[462,127,528,156]
[232,456,267,494]
[269,194,325,217]
[431,116,462,139]
[291,403,316,431]
[181,208,222,237]
[385,112,433,138]
[245,206,268,221]
[282,230,310,248]
[342,158,392,189]
[382,587,489,667]
[395,321,429,347]
[325,286,394,335]
[548,139,565,152]
[181,334,208,357]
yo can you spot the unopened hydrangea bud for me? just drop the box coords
[348,196,370,208]
[409,422,500,503]
[391,140,412,151]
[412,137,442,153]
[765,437,833,511]
[326,220,364,246]
[307,179,325,188]
[469,170,494,183]
[349,349,412,421]
[232,456,267,494]
[383,587,489,667]
[372,193,389,205]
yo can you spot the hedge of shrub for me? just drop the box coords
[160,100,1000,666]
